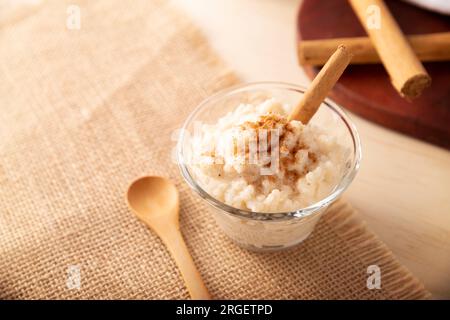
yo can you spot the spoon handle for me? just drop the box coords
[161,226,211,300]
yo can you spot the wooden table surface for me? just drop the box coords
[173,0,450,299]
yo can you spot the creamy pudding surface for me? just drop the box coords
[190,98,349,213]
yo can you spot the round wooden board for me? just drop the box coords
[297,0,450,149]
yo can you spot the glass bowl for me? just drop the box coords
[177,82,361,251]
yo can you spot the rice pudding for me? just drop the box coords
[190,98,349,213]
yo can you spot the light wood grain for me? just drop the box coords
[173,0,450,299]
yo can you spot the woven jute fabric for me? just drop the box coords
[0,0,429,299]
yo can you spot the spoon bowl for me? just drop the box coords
[127,176,179,222]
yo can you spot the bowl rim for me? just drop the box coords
[177,81,362,222]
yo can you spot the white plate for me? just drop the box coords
[402,0,450,15]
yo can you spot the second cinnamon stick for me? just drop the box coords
[299,32,450,66]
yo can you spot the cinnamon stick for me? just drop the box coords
[299,32,450,66]
[348,0,431,99]
[289,45,353,124]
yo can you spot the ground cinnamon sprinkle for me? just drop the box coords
[237,114,318,188]
[239,113,285,155]
[191,99,348,213]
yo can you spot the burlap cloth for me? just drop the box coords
[0,0,429,299]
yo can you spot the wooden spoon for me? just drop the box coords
[126,176,211,300]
